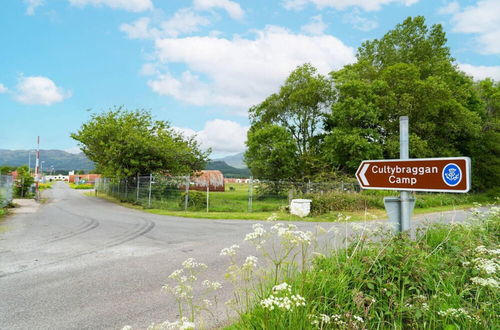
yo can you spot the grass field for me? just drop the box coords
[95,182,497,221]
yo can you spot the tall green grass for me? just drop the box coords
[229,209,500,329]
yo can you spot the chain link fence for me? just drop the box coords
[0,175,14,207]
[95,175,360,213]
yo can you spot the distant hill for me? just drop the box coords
[0,149,251,177]
[213,152,246,169]
[205,161,251,178]
[0,149,94,170]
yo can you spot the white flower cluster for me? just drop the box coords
[272,282,292,294]
[472,257,499,274]
[270,223,313,246]
[309,313,363,327]
[260,294,306,311]
[437,308,477,321]
[147,317,195,330]
[201,280,222,290]
[220,244,240,257]
[475,245,500,256]
[182,258,207,270]
[467,244,500,289]
[471,277,500,289]
[244,223,267,242]
[242,255,258,269]
[260,282,306,311]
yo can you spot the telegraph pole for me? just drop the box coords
[35,136,40,200]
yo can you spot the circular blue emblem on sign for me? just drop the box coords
[442,163,462,187]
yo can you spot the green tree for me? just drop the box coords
[0,166,15,175]
[247,63,334,179]
[245,125,298,180]
[14,165,34,198]
[71,108,209,178]
[324,17,483,176]
[469,79,500,191]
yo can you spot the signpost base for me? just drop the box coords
[384,196,416,233]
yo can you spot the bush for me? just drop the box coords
[305,192,384,214]
[179,190,206,210]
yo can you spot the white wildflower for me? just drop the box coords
[272,282,292,293]
[168,269,184,280]
[242,255,258,269]
[471,277,500,288]
[182,258,207,270]
[473,258,499,274]
[220,244,240,257]
[202,280,222,290]
[244,224,266,241]
[353,315,364,323]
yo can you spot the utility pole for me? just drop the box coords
[35,137,40,200]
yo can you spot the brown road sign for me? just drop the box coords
[356,157,471,193]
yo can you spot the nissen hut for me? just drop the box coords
[191,170,225,192]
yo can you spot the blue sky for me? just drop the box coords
[0,0,499,157]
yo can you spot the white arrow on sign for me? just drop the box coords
[359,163,370,186]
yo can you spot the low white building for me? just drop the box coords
[44,175,69,181]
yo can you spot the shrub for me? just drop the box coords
[180,190,207,210]
[305,192,384,214]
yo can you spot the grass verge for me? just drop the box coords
[228,208,500,329]
[86,191,479,222]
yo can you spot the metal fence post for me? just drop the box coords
[248,176,253,212]
[125,178,128,200]
[136,174,140,202]
[184,175,189,211]
[148,174,152,208]
[206,185,209,212]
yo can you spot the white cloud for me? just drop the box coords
[0,83,7,94]
[301,15,328,35]
[24,0,44,15]
[175,119,248,154]
[68,0,153,12]
[342,9,378,31]
[444,0,500,54]
[120,17,154,39]
[459,63,500,81]
[148,25,355,112]
[121,9,211,40]
[160,8,211,37]
[283,0,419,12]
[14,76,71,106]
[193,0,244,20]
[437,1,459,15]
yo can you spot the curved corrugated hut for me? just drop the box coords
[191,170,225,192]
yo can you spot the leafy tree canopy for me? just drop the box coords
[324,16,483,173]
[247,63,334,179]
[245,16,499,190]
[71,108,209,178]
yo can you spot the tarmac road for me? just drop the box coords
[0,182,476,330]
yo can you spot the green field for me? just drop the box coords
[94,181,497,221]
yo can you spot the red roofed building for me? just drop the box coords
[191,170,225,192]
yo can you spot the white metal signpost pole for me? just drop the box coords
[399,116,411,232]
